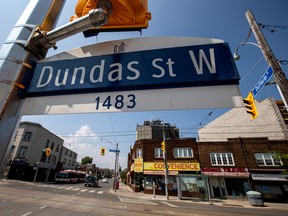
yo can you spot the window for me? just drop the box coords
[18,146,28,158]
[174,148,193,158]
[51,142,54,150]
[255,153,283,166]
[45,139,50,148]
[154,148,163,158]
[23,132,32,141]
[210,153,234,166]
[136,148,142,158]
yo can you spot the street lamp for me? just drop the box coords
[233,41,261,61]
[234,10,288,111]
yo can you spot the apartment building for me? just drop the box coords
[7,121,77,181]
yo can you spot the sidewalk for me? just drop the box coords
[112,184,288,211]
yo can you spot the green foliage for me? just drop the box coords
[81,156,93,165]
[120,168,128,184]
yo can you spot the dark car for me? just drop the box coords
[84,175,98,187]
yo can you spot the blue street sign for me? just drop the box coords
[23,42,240,97]
[252,66,274,97]
[109,149,120,153]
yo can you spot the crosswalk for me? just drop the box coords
[33,184,104,194]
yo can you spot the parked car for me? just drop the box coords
[102,177,108,183]
[84,175,98,187]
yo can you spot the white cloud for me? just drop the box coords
[60,125,121,169]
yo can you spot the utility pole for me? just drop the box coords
[114,142,119,192]
[162,128,169,200]
[246,10,288,110]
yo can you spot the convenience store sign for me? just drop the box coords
[144,162,200,171]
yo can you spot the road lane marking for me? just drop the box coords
[64,187,74,190]
[22,212,32,216]
[118,196,158,206]
[72,188,81,191]
[80,189,88,192]
[40,206,46,209]
[97,191,104,194]
[88,190,96,193]
[161,201,178,208]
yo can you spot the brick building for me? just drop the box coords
[199,137,288,202]
[128,137,288,202]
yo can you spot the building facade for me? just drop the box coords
[136,119,179,140]
[127,138,207,199]
[7,121,77,181]
[198,98,288,141]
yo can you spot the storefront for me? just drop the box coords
[143,162,206,199]
[202,167,250,199]
[251,173,288,203]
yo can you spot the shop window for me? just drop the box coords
[23,132,32,141]
[254,153,283,166]
[210,153,234,166]
[174,148,193,158]
[136,148,142,158]
[154,148,163,158]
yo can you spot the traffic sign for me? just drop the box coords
[109,149,120,153]
[20,37,244,115]
[252,66,273,97]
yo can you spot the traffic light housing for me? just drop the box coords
[70,0,151,37]
[243,92,258,120]
[161,141,165,153]
[45,148,51,157]
[100,147,106,156]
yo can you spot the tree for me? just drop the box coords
[81,156,93,165]
[120,168,128,184]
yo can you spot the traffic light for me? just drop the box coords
[161,141,165,153]
[45,148,51,157]
[243,92,258,120]
[70,0,151,37]
[100,147,106,156]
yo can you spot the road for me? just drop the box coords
[0,179,287,216]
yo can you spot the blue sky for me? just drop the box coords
[1,0,287,169]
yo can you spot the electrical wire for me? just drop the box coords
[240,55,265,83]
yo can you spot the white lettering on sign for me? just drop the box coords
[152,58,176,78]
[189,48,216,74]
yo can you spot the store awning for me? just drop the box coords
[251,174,288,181]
